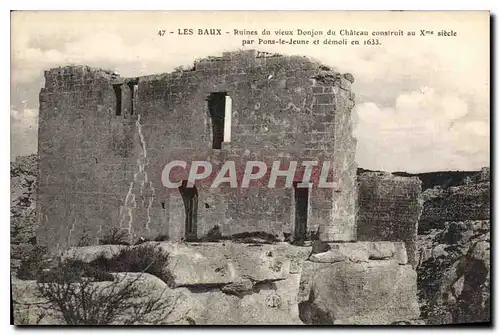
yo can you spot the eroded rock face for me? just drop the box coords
[13,242,310,325]
[10,155,38,274]
[417,220,490,324]
[300,261,420,325]
[299,242,420,325]
[14,241,421,325]
[417,168,490,324]
[419,180,490,234]
[154,242,309,287]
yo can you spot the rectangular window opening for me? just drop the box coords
[207,92,231,149]
[293,182,309,241]
[112,84,122,116]
[127,79,139,116]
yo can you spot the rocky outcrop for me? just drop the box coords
[417,220,490,324]
[419,176,490,234]
[12,273,190,325]
[417,168,490,325]
[45,242,311,324]
[14,240,420,325]
[299,241,420,325]
[11,155,38,274]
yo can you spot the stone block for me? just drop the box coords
[300,261,420,324]
[156,243,236,287]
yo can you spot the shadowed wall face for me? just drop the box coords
[36,50,357,252]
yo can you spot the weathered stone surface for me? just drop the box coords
[393,242,409,265]
[416,169,490,325]
[419,179,490,233]
[154,242,307,286]
[417,173,491,325]
[229,243,291,282]
[357,172,423,267]
[156,243,236,287]
[418,167,490,235]
[55,242,310,289]
[297,260,321,303]
[272,243,312,274]
[179,273,303,325]
[300,260,420,325]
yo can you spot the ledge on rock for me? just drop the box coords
[309,242,408,265]
[154,242,309,286]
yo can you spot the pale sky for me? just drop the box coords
[10,11,490,172]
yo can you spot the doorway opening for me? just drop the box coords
[179,180,198,241]
[293,182,309,241]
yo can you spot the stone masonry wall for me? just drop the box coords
[36,50,357,252]
[357,172,423,267]
[419,178,490,234]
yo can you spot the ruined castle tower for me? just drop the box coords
[36,50,357,251]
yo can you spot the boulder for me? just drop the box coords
[229,244,291,282]
[154,242,307,286]
[180,273,303,325]
[161,244,236,287]
[300,260,420,325]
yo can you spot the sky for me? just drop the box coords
[10,11,490,173]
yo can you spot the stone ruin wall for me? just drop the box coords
[36,50,357,252]
[357,172,423,267]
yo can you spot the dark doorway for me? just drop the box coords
[294,182,309,241]
[179,181,198,241]
[207,92,227,149]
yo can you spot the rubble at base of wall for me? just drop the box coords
[13,241,421,325]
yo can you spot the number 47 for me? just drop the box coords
[158,30,166,36]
